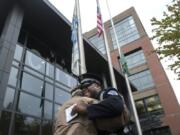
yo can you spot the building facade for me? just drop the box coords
[85,7,180,135]
[0,0,137,135]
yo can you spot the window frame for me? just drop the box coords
[125,49,146,69]
[109,16,140,49]
[129,70,155,91]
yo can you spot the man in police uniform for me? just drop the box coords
[73,73,129,134]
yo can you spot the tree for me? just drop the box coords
[151,0,180,79]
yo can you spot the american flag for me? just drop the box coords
[96,0,103,37]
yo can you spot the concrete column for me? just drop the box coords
[0,4,24,114]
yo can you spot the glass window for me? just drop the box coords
[44,101,53,120]
[45,77,54,84]
[55,82,70,92]
[12,61,19,67]
[145,96,163,113]
[24,67,43,79]
[27,35,53,63]
[14,45,23,61]
[110,16,140,49]
[18,92,41,117]
[89,35,106,55]
[55,68,66,84]
[3,87,15,110]
[69,77,78,89]
[45,83,53,101]
[0,111,11,135]
[8,67,18,86]
[129,70,155,90]
[42,121,52,135]
[54,104,61,112]
[55,87,70,104]
[54,104,61,116]
[46,62,54,79]
[157,127,171,135]
[14,115,40,135]
[125,50,146,69]
[135,95,164,120]
[135,100,146,116]
[25,51,45,74]
[143,126,171,135]
[56,68,77,88]
[21,72,43,96]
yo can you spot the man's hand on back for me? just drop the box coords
[71,102,88,115]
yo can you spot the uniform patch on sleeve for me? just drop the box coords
[107,90,118,95]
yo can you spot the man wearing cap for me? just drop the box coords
[74,73,123,116]
[73,73,130,134]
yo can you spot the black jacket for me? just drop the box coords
[87,87,124,120]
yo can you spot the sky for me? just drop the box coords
[48,0,180,104]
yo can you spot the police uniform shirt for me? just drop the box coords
[86,87,124,120]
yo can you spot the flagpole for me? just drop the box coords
[76,0,87,75]
[125,74,143,135]
[96,0,117,89]
[106,0,143,135]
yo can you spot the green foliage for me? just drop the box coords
[151,0,180,79]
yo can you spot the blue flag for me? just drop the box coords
[71,4,80,76]
[71,11,78,44]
